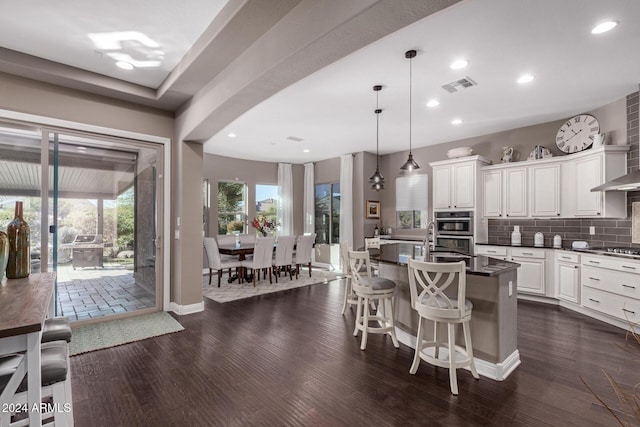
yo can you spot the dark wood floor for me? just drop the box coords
[71,279,638,426]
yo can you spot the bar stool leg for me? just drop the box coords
[410,316,423,374]
[387,298,399,348]
[360,297,370,350]
[463,321,479,379]
[448,323,458,395]
[353,296,362,337]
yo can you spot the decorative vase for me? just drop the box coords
[0,231,8,281]
[6,201,30,279]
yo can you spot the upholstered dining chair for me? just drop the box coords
[273,235,296,282]
[240,235,275,286]
[204,237,242,287]
[293,233,316,279]
[407,258,479,395]
[217,234,239,267]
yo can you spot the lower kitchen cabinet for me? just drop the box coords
[555,251,580,303]
[475,245,547,295]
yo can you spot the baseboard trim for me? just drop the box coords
[395,326,520,381]
[169,301,204,315]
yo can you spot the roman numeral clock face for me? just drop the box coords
[555,114,600,154]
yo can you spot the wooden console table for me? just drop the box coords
[0,272,55,426]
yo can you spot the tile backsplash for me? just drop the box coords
[487,218,632,248]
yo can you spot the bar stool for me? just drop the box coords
[407,258,479,395]
[339,241,358,314]
[0,340,74,426]
[42,317,72,343]
[348,250,399,351]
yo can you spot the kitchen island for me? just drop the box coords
[369,243,521,380]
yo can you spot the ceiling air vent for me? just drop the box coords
[441,76,477,93]
[287,136,303,142]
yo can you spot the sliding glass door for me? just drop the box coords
[47,131,164,322]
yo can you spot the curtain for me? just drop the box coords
[303,162,315,234]
[339,154,353,246]
[278,163,294,236]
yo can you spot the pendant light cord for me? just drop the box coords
[409,53,412,155]
[376,90,380,169]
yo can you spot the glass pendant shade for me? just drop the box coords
[401,49,420,171]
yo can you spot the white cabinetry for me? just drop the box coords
[480,146,628,219]
[475,245,547,295]
[530,164,560,217]
[430,156,490,210]
[510,247,546,295]
[555,251,580,303]
[581,254,640,324]
[482,168,527,218]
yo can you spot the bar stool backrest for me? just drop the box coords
[348,250,373,294]
[407,259,468,320]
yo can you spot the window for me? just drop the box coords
[314,183,340,244]
[396,175,429,229]
[255,184,278,224]
[217,181,246,235]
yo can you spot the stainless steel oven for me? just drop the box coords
[435,235,474,255]
[435,211,473,236]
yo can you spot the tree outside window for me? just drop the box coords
[217,181,246,235]
[255,184,278,224]
[314,183,340,244]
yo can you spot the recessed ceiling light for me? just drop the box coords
[116,61,134,70]
[227,133,236,138]
[517,74,535,84]
[451,118,463,125]
[426,99,440,108]
[591,21,618,34]
[303,149,310,153]
[450,59,469,70]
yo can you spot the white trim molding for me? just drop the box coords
[395,326,520,381]
[169,301,204,315]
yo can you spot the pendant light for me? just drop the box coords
[400,49,420,171]
[370,85,385,191]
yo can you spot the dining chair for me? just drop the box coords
[239,233,257,245]
[273,235,296,282]
[348,249,399,351]
[293,233,316,279]
[204,237,242,287]
[240,236,275,286]
[407,258,479,395]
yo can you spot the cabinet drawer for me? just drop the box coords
[582,266,640,299]
[511,248,546,258]
[476,246,507,257]
[582,254,640,272]
[556,251,579,263]
[582,286,640,324]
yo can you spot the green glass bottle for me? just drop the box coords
[0,230,8,281]
[6,201,30,279]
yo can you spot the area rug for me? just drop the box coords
[203,269,338,303]
[69,311,184,356]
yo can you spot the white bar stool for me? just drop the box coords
[348,250,399,351]
[407,258,479,395]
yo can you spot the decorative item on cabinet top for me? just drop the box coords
[446,147,473,159]
[501,147,513,163]
[527,145,553,160]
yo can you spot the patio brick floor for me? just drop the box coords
[55,263,156,322]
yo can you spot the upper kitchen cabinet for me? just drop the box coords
[480,146,629,219]
[430,155,490,211]
[482,167,528,218]
[530,163,560,217]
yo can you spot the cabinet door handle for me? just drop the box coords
[561,256,571,260]
[589,260,600,264]
[622,308,636,314]
[622,265,636,270]
[574,266,579,269]
[589,298,600,303]
[622,284,636,289]
[487,250,496,253]
[588,276,600,281]
[523,252,533,255]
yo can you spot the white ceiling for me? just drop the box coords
[1,0,639,164]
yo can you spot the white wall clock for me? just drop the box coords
[555,114,600,154]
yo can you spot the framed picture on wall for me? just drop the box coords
[366,200,381,219]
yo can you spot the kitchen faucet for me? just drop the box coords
[424,219,435,258]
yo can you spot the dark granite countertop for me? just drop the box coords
[368,243,519,277]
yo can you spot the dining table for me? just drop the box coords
[0,272,56,427]
[217,242,264,282]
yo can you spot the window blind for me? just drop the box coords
[396,174,429,211]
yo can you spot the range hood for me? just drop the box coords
[591,170,640,192]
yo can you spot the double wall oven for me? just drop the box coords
[435,211,474,255]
